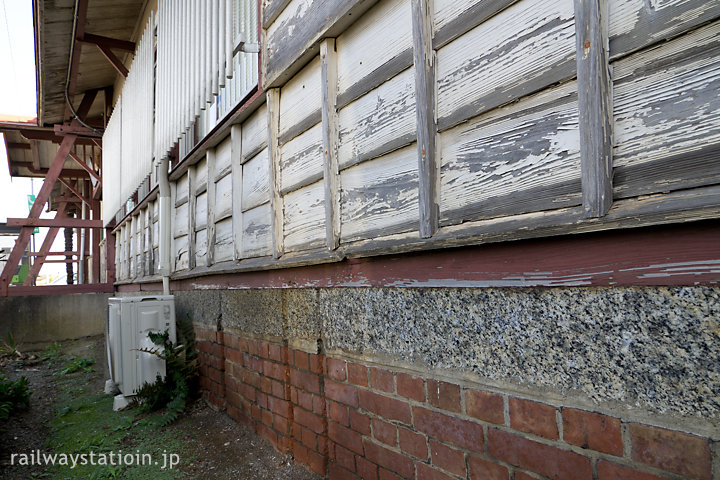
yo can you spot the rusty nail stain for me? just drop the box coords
[584,41,591,49]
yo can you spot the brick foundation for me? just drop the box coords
[195,326,715,480]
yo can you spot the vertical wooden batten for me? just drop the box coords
[412,0,439,238]
[231,124,244,262]
[321,39,341,250]
[188,164,197,269]
[575,0,613,218]
[267,89,284,258]
[207,148,217,266]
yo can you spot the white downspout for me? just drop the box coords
[158,157,171,295]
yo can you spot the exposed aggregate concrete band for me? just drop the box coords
[171,286,720,425]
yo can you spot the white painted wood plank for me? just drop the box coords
[214,217,234,263]
[195,157,208,191]
[612,21,720,197]
[279,56,322,142]
[242,148,270,211]
[439,81,582,225]
[174,234,189,271]
[174,202,189,238]
[215,135,233,179]
[283,179,326,251]
[340,144,420,243]
[337,67,417,170]
[280,122,324,193]
[195,228,208,266]
[195,191,208,230]
[215,172,233,220]
[242,105,268,162]
[175,172,189,205]
[336,0,412,100]
[436,0,576,131]
[242,203,273,258]
[608,0,720,58]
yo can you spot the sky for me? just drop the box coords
[0,0,66,278]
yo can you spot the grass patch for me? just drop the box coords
[43,355,194,479]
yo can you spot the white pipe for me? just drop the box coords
[158,156,171,295]
[79,180,86,284]
[218,0,225,88]
[226,0,233,79]
[200,0,207,110]
[206,0,212,104]
[212,0,219,95]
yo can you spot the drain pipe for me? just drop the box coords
[158,157,171,295]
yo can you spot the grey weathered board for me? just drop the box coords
[263,0,380,87]
[435,0,576,132]
[575,0,613,218]
[283,179,327,252]
[440,81,582,226]
[242,148,271,212]
[612,21,720,199]
[280,122,324,195]
[242,203,273,258]
[433,0,518,49]
[340,144,420,243]
[337,67,417,171]
[608,0,720,59]
[412,0,438,238]
[278,57,322,146]
[336,0,413,110]
[242,106,269,164]
[321,38,341,250]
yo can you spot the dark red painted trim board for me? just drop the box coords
[116,221,720,292]
[7,283,114,297]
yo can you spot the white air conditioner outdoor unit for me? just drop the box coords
[106,295,176,408]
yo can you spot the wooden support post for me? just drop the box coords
[23,203,69,286]
[206,148,217,266]
[575,0,613,218]
[411,0,439,238]
[231,124,244,262]
[0,134,77,296]
[320,39,340,250]
[267,89,284,258]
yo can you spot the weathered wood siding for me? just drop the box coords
[435,0,576,132]
[612,21,720,199]
[113,0,720,284]
[440,82,581,225]
[340,145,420,242]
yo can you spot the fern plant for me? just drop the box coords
[134,320,198,427]
[0,375,31,421]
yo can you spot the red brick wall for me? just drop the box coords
[195,327,715,480]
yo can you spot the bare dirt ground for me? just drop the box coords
[0,336,320,480]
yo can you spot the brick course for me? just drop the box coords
[194,327,715,480]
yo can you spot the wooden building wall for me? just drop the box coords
[113,0,720,284]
